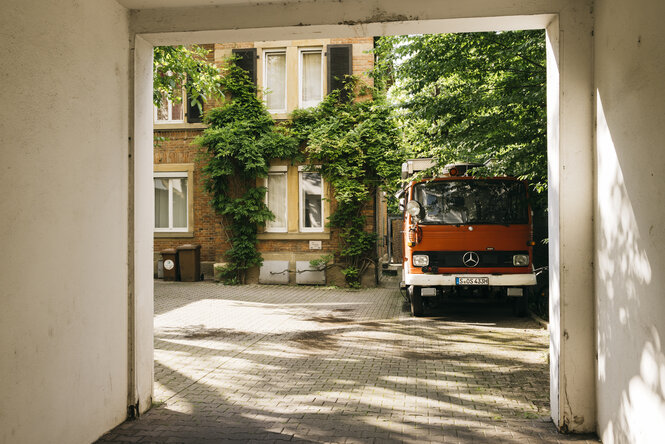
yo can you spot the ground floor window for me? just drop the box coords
[153,164,194,235]
[266,166,288,232]
[259,164,328,238]
[299,169,323,232]
[154,172,188,231]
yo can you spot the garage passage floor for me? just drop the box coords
[97,281,598,444]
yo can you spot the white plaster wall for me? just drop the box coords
[133,35,156,418]
[0,1,131,443]
[594,0,665,442]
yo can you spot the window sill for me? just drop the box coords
[269,112,289,120]
[154,123,208,131]
[154,231,195,238]
[257,232,330,240]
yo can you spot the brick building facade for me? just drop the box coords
[154,38,379,286]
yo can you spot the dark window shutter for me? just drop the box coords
[186,93,203,123]
[327,44,353,100]
[232,48,257,86]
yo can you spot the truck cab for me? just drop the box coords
[401,159,536,316]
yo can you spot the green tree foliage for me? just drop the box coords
[289,83,405,287]
[197,62,300,284]
[153,45,224,111]
[374,31,547,207]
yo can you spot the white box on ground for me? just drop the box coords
[296,261,325,285]
[259,260,290,284]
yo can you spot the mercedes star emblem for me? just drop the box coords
[462,251,480,267]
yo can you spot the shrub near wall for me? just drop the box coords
[197,63,300,284]
[289,82,405,287]
[198,59,404,287]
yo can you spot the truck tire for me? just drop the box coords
[512,292,528,317]
[409,285,424,317]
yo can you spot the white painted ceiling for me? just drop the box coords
[116,0,293,9]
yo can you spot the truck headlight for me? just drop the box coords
[406,200,424,219]
[413,255,429,267]
[513,254,529,266]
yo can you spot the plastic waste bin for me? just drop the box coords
[161,249,179,281]
[177,244,201,282]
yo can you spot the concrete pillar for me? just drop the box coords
[547,10,596,432]
[131,35,155,416]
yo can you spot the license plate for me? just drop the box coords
[456,277,489,285]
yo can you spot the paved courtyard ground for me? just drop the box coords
[97,281,599,443]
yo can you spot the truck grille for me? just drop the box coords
[420,251,529,268]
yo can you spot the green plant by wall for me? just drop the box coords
[289,82,405,287]
[197,62,301,284]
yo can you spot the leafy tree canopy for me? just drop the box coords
[153,45,224,111]
[374,31,547,206]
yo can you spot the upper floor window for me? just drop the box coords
[264,50,287,112]
[154,172,188,232]
[299,48,323,108]
[154,91,184,123]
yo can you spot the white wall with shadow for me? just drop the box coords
[594,0,665,435]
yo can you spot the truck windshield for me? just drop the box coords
[412,179,529,225]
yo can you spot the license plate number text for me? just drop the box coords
[456,277,489,285]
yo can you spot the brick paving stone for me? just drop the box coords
[95,281,600,444]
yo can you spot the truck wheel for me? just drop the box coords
[409,285,424,317]
[512,293,528,317]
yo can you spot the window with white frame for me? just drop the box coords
[299,169,324,232]
[154,90,185,123]
[154,172,188,231]
[265,167,288,232]
[299,48,323,108]
[264,50,287,112]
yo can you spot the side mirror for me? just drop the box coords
[406,200,425,220]
[399,198,405,212]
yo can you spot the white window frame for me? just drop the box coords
[153,89,185,124]
[263,49,288,113]
[265,166,288,233]
[298,166,324,233]
[154,171,189,232]
[298,47,324,109]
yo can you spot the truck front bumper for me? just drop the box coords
[404,272,536,287]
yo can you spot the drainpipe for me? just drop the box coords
[374,190,378,285]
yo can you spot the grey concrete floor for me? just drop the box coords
[96,281,599,443]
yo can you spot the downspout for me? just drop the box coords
[387,212,393,263]
[373,189,379,285]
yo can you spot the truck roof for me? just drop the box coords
[401,158,485,179]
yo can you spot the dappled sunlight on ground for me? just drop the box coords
[98,282,598,443]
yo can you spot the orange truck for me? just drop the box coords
[400,159,536,316]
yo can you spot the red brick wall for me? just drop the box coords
[154,130,378,265]
[154,38,377,268]
[330,37,375,86]
[154,129,230,262]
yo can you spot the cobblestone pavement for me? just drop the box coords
[97,281,599,444]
